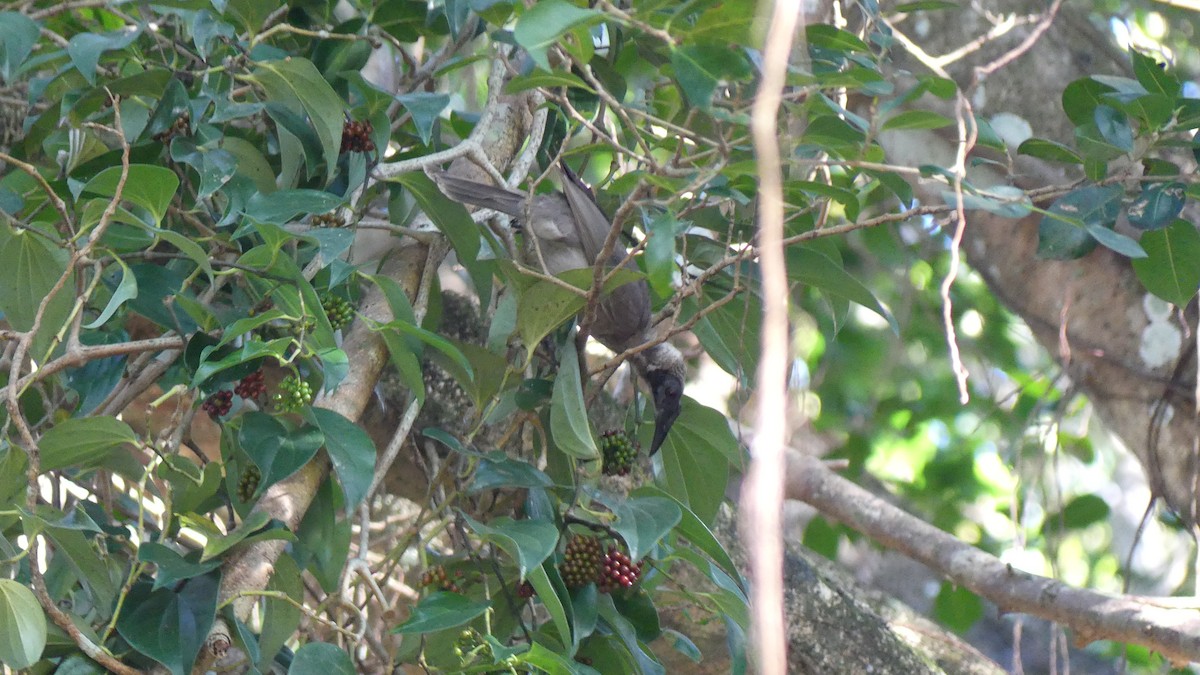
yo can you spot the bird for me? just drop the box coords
[432,162,684,455]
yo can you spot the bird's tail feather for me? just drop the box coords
[431,173,526,217]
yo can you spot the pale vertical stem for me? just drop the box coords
[742,1,801,673]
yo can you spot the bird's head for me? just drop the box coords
[639,344,686,455]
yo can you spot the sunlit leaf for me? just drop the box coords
[392,592,491,634]
[550,338,599,460]
[0,579,46,669]
[513,0,600,71]
[1132,219,1200,307]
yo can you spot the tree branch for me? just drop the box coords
[785,450,1200,665]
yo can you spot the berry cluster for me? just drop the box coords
[201,390,233,418]
[290,315,316,337]
[235,370,266,400]
[311,212,345,228]
[340,118,375,153]
[153,111,190,143]
[453,629,494,662]
[322,294,354,331]
[273,376,313,413]
[598,546,644,593]
[599,429,639,476]
[237,465,261,502]
[559,535,604,589]
[421,565,464,593]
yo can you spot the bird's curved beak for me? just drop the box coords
[648,372,683,455]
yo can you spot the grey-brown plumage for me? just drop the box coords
[432,163,684,454]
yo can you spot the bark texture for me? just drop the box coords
[878,2,1200,521]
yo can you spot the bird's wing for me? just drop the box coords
[431,172,527,217]
[558,162,619,266]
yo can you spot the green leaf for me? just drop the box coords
[516,279,586,351]
[0,12,40,81]
[137,543,222,591]
[307,408,376,510]
[645,212,683,297]
[685,286,760,382]
[190,338,292,388]
[894,0,957,9]
[1084,223,1145,258]
[652,397,739,524]
[670,44,752,109]
[663,629,702,663]
[259,553,303,670]
[1056,494,1111,529]
[941,186,1032,219]
[317,347,349,390]
[638,487,742,586]
[463,515,558,577]
[238,413,324,490]
[0,224,75,357]
[513,0,600,71]
[806,24,870,53]
[245,190,344,225]
[608,496,682,561]
[117,573,219,675]
[1106,91,1174,130]
[169,140,237,200]
[505,71,594,94]
[881,110,953,131]
[287,642,356,675]
[84,257,137,329]
[137,76,188,140]
[214,309,289,349]
[1074,122,1128,162]
[596,595,663,673]
[0,579,46,669]
[250,59,347,184]
[393,172,491,296]
[1127,182,1186,231]
[39,522,118,614]
[221,136,277,194]
[260,102,324,184]
[83,164,179,227]
[392,592,491,634]
[787,247,898,333]
[1092,105,1133,152]
[513,266,643,350]
[67,27,141,84]
[469,453,554,492]
[521,641,586,674]
[612,589,661,642]
[1061,78,1114,127]
[0,444,28,511]
[1037,219,1095,260]
[39,417,136,472]
[377,318,474,381]
[934,582,982,634]
[1131,49,1180,98]
[395,92,449,146]
[293,478,350,593]
[1017,138,1081,164]
[373,324,426,404]
[1132,219,1200,307]
[1036,185,1122,260]
[527,564,573,648]
[550,338,599,460]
